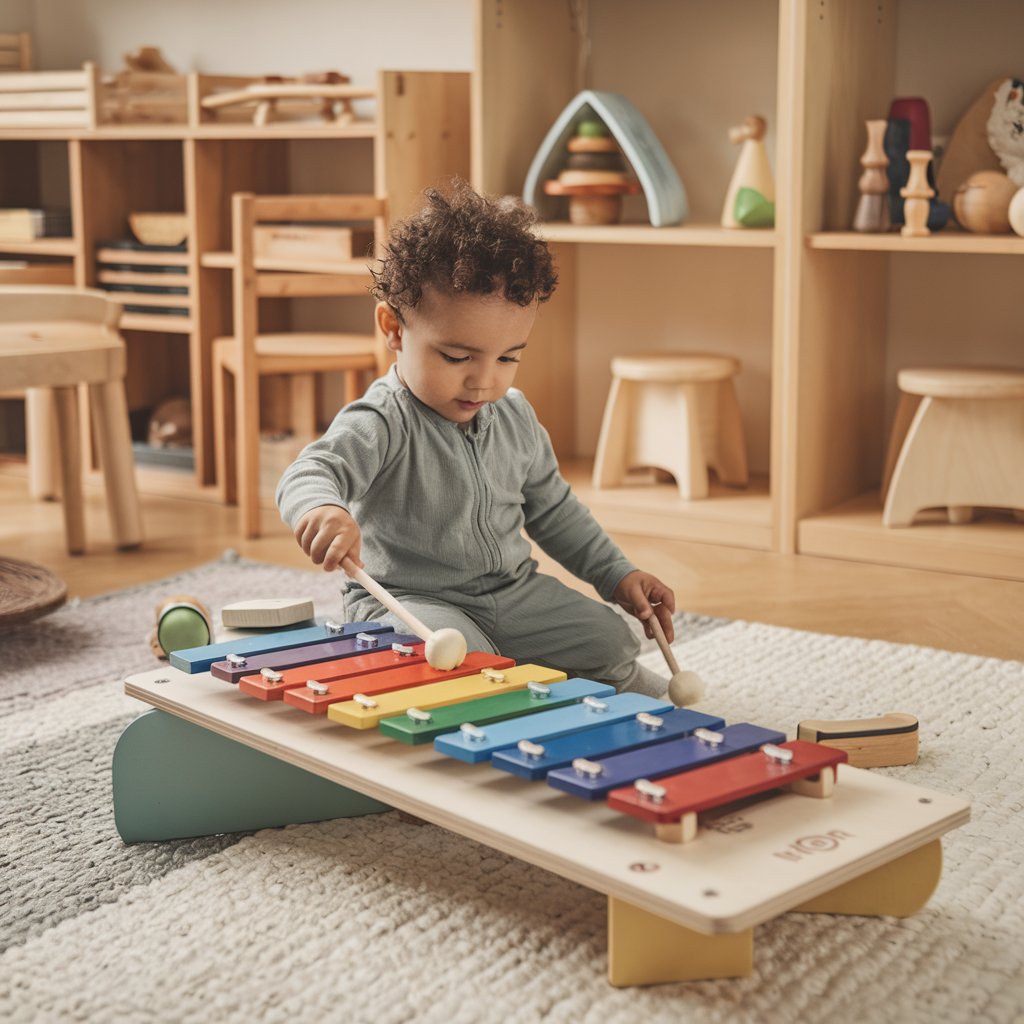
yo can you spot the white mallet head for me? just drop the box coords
[668,670,705,706]
[425,627,467,671]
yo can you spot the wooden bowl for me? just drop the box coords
[0,556,67,626]
[128,212,188,247]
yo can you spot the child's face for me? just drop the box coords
[378,287,538,425]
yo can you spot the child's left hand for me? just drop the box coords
[613,570,676,643]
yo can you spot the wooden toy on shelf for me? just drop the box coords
[936,77,1007,202]
[116,615,969,986]
[128,212,188,247]
[523,89,687,227]
[885,98,950,232]
[1008,186,1024,236]
[952,170,1018,233]
[199,71,373,127]
[797,713,919,768]
[852,118,890,232]
[900,150,935,238]
[542,118,641,225]
[720,114,775,228]
[101,47,187,125]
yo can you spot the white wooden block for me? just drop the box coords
[220,598,315,629]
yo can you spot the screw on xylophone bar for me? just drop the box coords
[527,681,551,699]
[260,667,282,682]
[406,707,432,723]
[572,757,604,779]
[353,693,378,709]
[583,696,609,713]
[481,668,506,683]
[355,632,379,648]
[517,739,546,760]
[307,680,330,696]
[762,743,794,765]
[694,727,724,746]
[636,712,664,731]
[460,722,487,743]
[392,643,416,656]
[227,653,247,668]
[324,620,346,635]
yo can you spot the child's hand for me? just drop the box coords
[613,570,676,643]
[294,505,363,573]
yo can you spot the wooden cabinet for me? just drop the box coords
[472,0,1024,582]
[0,70,469,487]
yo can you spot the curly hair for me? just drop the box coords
[370,179,557,320]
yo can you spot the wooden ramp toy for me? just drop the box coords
[491,707,725,781]
[171,619,389,673]
[209,626,400,684]
[237,636,423,700]
[797,713,919,768]
[434,692,673,764]
[327,664,566,730]
[547,722,784,800]
[284,652,514,715]
[378,678,615,745]
[608,740,848,843]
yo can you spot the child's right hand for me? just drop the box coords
[294,504,363,573]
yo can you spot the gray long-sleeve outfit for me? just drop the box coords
[276,366,662,693]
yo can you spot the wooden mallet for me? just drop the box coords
[647,614,705,705]
[341,558,467,671]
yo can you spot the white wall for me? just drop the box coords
[22,0,472,79]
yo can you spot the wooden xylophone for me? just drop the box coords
[118,616,971,986]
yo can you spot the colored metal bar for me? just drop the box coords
[378,678,616,745]
[170,620,390,673]
[284,652,515,714]
[546,722,785,800]
[434,692,673,764]
[327,664,566,730]
[491,707,726,780]
[237,636,423,700]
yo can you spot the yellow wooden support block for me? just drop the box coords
[794,839,942,917]
[326,664,566,730]
[607,897,753,986]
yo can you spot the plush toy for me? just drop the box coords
[986,77,1024,187]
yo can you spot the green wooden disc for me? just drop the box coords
[157,606,211,656]
[734,187,775,228]
[576,118,609,138]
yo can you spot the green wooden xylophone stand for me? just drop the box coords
[115,663,968,987]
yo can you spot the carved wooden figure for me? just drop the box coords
[900,150,934,237]
[853,118,890,232]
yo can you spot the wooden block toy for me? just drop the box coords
[797,713,919,768]
[546,722,784,800]
[953,169,1017,233]
[721,114,775,228]
[326,664,565,730]
[237,635,422,700]
[285,652,515,714]
[169,620,389,674]
[491,707,725,781]
[210,626,395,684]
[221,597,316,629]
[434,692,673,764]
[607,740,848,843]
[378,678,615,745]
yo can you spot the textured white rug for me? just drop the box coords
[1,555,1022,1023]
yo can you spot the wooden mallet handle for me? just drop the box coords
[648,614,681,675]
[341,557,432,642]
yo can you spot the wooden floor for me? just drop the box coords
[1,462,1021,661]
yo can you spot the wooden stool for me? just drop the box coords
[0,287,144,554]
[592,353,748,500]
[882,366,1024,527]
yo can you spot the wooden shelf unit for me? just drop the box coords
[0,69,470,487]
[473,0,1024,581]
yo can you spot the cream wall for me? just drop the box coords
[22,0,472,78]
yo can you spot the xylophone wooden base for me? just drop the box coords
[118,666,967,987]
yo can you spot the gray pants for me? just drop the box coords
[344,570,666,697]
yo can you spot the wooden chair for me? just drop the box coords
[0,286,143,554]
[212,192,388,538]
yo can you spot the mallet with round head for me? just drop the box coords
[341,558,467,671]
[647,614,705,706]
